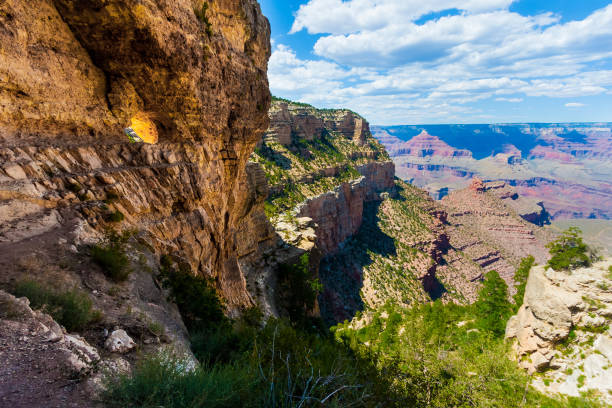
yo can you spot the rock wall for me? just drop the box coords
[0,0,272,311]
[265,101,369,146]
[506,259,612,404]
[296,161,395,254]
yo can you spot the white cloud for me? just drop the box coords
[496,97,523,102]
[565,102,585,108]
[290,0,517,35]
[269,2,612,123]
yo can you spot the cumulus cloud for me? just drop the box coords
[565,102,585,108]
[269,2,612,123]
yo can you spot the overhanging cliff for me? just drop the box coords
[0,0,273,311]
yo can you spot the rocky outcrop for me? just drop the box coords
[506,259,612,405]
[0,0,273,312]
[386,131,472,158]
[264,100,370,146]
[480,180,550,226]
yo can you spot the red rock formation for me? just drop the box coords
[388,131,472,158]
[441,178,552,287]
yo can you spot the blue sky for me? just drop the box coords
[260,0,612,125]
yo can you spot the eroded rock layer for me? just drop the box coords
[0,0,272,311]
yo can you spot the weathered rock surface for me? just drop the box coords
[296,161,395,253]
[506,259,612,404]
[265,101,370,147]
[105,329,136,354]
[0,0,273,312]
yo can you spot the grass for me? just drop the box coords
[91,230,132,282]
[12,280,98,332]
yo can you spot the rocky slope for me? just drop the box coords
[0,1,272,405]
[374,124,612,219]
[319,177,552,323]
[441,178,552,286]
[506,259,612,405]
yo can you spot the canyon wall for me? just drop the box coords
[0,0,272,312]
[374,124,612,219]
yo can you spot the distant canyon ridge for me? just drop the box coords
[373,123,612,220]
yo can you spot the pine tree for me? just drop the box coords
[475,270,513,337]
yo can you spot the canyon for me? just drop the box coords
[374,124,612,220]
[0,1,603,406]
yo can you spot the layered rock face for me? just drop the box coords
[506,259,612,404]
[384,131,472,158]
[374,124,612,219]
[0,0,273,311]
[264,100,370,147]
[441,178,551,286]
[296,161,395,254]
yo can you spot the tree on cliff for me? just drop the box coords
[546,227,595,271]
[475,270,512,337]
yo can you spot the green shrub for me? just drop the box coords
[194,2,213,36]
[159,255,226,331]
[91,230,131,282]
[12,280,96,332]
[103,318,390,408]
[547,227,594,271]
[102,353,257,408]
[475,270,513,337]
[106,210,125,223]
[277,253,323,325]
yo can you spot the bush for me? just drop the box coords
[103,318,389,408]
[102,353,257,408]
[106,210,125,223]
[546,227,594,271]
[277,253,322,325]
[475,270,513,337]
[159,255,226,331]
[91,230,131,282]
[12,280,96,332]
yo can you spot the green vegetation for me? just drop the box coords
[159,254,225,332]
[195,2,213,37]
[277,253,322,324]
[333,271,602,407]
[475,270,514,336]
[546,227,596,271]
[91,230,132,282]
[106,210,125,223]
[250,99,389,220]
[12,280,98,331]
[104,256,392,408]
[513,255,535,311]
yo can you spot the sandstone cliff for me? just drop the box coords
[506,259,612,404]
[0,0,272,311]
[0,1,272,405]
